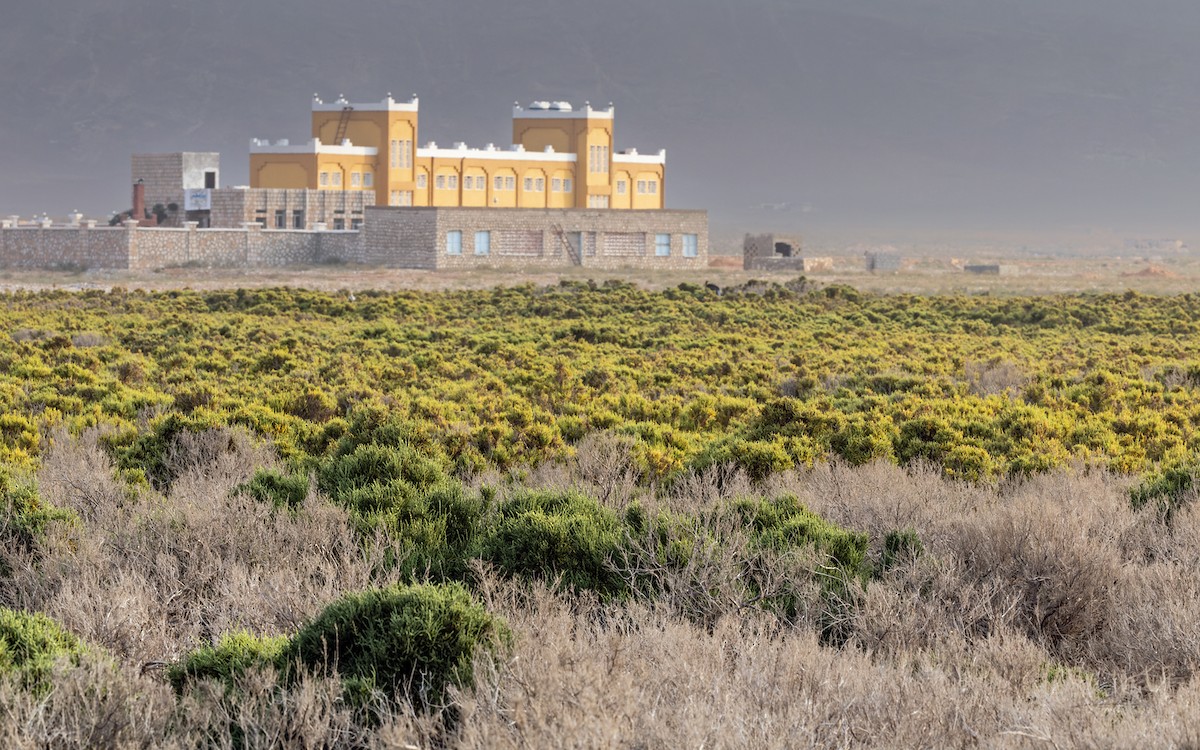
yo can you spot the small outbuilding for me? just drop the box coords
[743,233,831,271]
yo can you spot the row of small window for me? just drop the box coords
[615,179,658,195]
[257,210,362,230]
[319,171,373,188]
[417,174,576,193]
[266,210,305,229]
[445,230,491,256]
[445,230,698,257]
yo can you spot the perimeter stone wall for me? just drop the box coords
[0,220,363,271]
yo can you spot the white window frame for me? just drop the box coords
[351,172,361,187]
[505,176,515,190]
[563,178,572,192]
[683,234,698,258]
[551,178,561,192]
[332,172,342,187]
[319,172,329,187]
[436,175,446,190]
[475,230,490,256]
[446,230,462,255]
[616,180,627,195]
[648,180,658,195]
[535,177,544,192]
[655,233,671,256]
[448,175,458,190]
[363,172,373,188]
[417,173,427,189]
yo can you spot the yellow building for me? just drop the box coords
[249,95,666,210]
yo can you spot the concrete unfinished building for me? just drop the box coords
[743,233,832,272]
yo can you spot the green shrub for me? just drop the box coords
[0,608,88,691]
[317,442,447,509]
[234,468,310,510]
[376,482,487,581]
[481,490,627,596]
[689,436,795,482]
[167,631,288,694]
[105,413,224,491]
[282,583,510,712]
[879,527,924,575]
[1130,461,1198,523]
[731,495,870,583]
[1,469,74,569]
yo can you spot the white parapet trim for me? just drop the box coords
[613,148,667,166]
[311,93,419,112]
[417,143,577,162]
[250,138,378,156]
[513,101,614,120]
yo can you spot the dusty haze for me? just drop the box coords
[3,0,1198,244]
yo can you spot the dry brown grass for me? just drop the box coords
[3,428,399,668]
[4,433,1200,747]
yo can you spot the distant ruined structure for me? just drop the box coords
[742,233,832,272]
[864,248,903,273]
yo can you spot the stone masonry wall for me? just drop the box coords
[0,221,364,271]
[364,207,708,270]
[360,209,438,268]
[0,221,131,269]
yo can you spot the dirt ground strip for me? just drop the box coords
[1,253,1198,295]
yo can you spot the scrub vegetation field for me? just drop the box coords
[4,280,1200,747]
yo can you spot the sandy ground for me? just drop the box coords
[1,254,1198,295]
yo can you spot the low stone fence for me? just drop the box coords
[0,219,363,271]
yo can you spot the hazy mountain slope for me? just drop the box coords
[2,0,1198,234]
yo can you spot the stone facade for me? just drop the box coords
[362,207,708,270]
[209,188,374,231]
